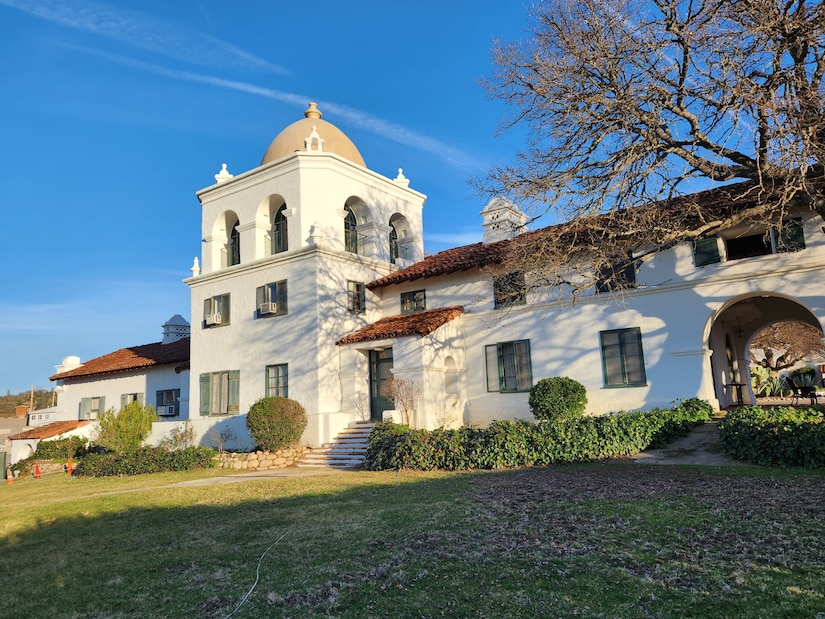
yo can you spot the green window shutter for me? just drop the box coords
[256,285,265,307]
[156,391,163,408]
[777,219,805,253]
[485,345,500,392]
[222,294,230,323]
[120,394,127,409]
[99,396,106,414]
[80,397,91,419]
[228,370,240,413]
[136,392,144,405]
[277,280,288,314]
[199,374,211,416]
[203,298,211,322]
[514,340,533,391]
[693,237,721,267]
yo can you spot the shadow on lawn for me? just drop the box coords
[2,464,825,619]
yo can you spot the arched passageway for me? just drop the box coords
[707,294,823,407]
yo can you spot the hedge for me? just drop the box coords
[363,398,713,471]
[718,405,825,467]
[72,446,218,477]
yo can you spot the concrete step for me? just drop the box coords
[294,421,375,469]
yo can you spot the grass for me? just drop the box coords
[1,463,824,618]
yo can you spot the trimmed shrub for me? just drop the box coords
[73,446,217,477]
[96,401,158,454]
[246,397,307,452]
[363,398,712,471]
[719,405,825,467]
[529,377,587,422]
[33,436,88,460]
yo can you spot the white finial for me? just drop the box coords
[190,257,201,277]
[394,168,410,187]
[214,163,234,184]
[305,125,324,152]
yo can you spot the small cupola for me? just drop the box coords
[162,314,191,344]
[481,197,527,244]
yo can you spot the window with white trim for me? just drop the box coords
[199,371,240,416]
[348,281,366,314]
[156,389,180,416]
[80,396,105,420]
[266,364,288,398]
[401,290,426,313]
[600,328,647,387]
[203,294,230,327]
[120,393,143,408]
[485,340,532,393]
[256,281,288,317]
[493,272,526,308]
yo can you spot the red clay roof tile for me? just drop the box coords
[49,338,190,381]
[336,306,464,345]
[9,421,90,441]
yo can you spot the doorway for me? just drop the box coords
[369,348,394,421]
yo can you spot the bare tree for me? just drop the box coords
[380,377,421,426]
[750,320,825,373]
[482,0,825,292]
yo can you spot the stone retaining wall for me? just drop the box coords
[217,445,308,470]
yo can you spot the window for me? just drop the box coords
[344,207,358,254]
[120,393,143,408]
[156,389,180,416]
[79,396,105,420]
[203,293,230,327]
[401,290,426,313]
[693,237,721,267]
[600,328,647,387]
[266,364,288,398]
[199,371,240,416]
[485,340,532,392]
[348,280,366,313]
[724,232,771,260]
[723,219,806,261]
[775,218,805,253]
[271,206,288,254]
[227,221,240,266]
[595,258,636,293]
[389,223,399,264]
[256,281,288,317]
[493,272,526,308]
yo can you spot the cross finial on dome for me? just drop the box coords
[304,102,322,119]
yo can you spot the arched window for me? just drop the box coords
[389,222,399,264]
[344,207,358,254]
[228,221,240,266]
[272,206,288,254]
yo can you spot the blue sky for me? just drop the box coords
[0,0,532,394]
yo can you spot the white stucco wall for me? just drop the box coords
[54,366,189,421]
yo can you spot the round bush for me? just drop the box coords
[246,397,307,451]
[529,377,587,422]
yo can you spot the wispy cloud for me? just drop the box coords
[0,0,288,74]
[56,43,488,172]
[426,230,483,249]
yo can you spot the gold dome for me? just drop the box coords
[261,102,366,167]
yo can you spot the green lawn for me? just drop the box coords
[1,463,824,618]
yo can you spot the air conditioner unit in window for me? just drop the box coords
[205,313,222,326]
[259,302,278,315]
[157,405,176,416]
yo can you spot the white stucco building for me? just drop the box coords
[39,102,825,452]
[183,102,825,446]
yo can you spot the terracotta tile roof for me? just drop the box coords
[368,241,508,289]
[50,337,190,381]
[368,179,782,290]
[336,306,464,345]
[9,421,90,441]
